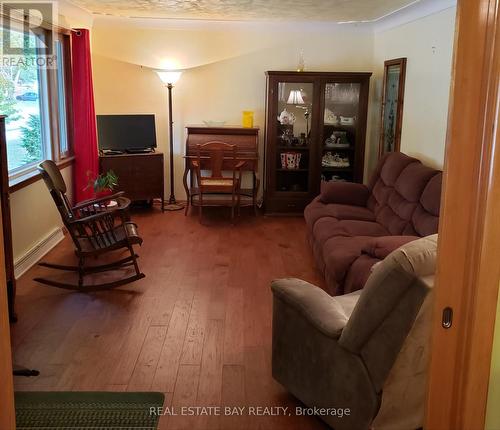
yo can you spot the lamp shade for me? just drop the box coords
[287,89,305,105]
[156,70,182,85]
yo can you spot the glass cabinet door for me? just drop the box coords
[274,81,314,193]
[321,83,360,183]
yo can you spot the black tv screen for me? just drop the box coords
[97,114,157,151]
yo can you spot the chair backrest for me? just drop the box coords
[196,141,236,179]
[38,160,74,223]
[338,234,437,393]
[366,152,442,237]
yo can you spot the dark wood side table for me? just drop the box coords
[99,152,164,211]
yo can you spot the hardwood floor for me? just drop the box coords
[11,208,328,429]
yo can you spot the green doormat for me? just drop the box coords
[15,391,165,429]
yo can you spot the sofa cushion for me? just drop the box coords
[362,235,420,260]
[322,235,380,295]
[379,152,417,188]
[312,217,342,252]
[320,181,370,206]
[326,219,389,238]
[375,163,439,235]
[326,204,375,222]
[343,254,380,294]
[305,197,375,235]
[312,218,387,250]
[395,163,440,203]
[412,173,442,237]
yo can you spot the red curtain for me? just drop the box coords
[71,29,98,203]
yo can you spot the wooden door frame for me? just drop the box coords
[426,0,500,429]
[0,202,15,427]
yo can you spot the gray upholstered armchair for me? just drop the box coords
[271,235,437,430]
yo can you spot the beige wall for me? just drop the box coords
[92,21,374,198]
[366,7,456,175]
[10,167,72,263]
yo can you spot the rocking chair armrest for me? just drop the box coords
[73,192,126,210]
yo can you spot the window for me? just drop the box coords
[0,27,72,182]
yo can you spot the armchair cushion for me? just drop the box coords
[319,181,370,206]
[362,235,420,260]
[271,278,350,338]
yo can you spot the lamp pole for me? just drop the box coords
[156,69,183,211]
[167,82,177,206]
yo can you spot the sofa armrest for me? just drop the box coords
[319,181,370,206]
[271,278,348,339]
[362,235,420,260]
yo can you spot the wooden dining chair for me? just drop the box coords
[191,141,245,223]
[36,160,145,291]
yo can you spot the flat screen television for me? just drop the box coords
[97,114,157,152]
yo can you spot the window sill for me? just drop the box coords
[9,157,75,193]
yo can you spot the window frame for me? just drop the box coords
[51,32,73,162]
[3,27,74,188]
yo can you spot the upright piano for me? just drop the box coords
[183,125,259,212]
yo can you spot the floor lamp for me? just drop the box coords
[156,69,183,211]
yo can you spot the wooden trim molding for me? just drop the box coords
[0,207,15,428]
[425,0,500,429]
[9,156,74,193]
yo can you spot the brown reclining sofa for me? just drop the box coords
[304,152,442,295]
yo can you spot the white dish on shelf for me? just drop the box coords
[203,120,226,127]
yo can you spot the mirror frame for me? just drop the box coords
[378,57,407,158]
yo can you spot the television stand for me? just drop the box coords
[99,152,164,212]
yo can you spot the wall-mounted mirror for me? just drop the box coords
[379,58,407,157]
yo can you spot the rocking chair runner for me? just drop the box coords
[36,160,145,291]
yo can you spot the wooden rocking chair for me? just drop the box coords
[35,160,145,291]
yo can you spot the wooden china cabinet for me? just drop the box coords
[264,71,372,214]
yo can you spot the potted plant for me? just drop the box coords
[86,170,119,202]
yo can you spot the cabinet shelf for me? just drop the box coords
[324,123,356,128]
[323,146,355,152]
[322,166,353,172]
[276,146,310,151]
[276,168,309,172]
